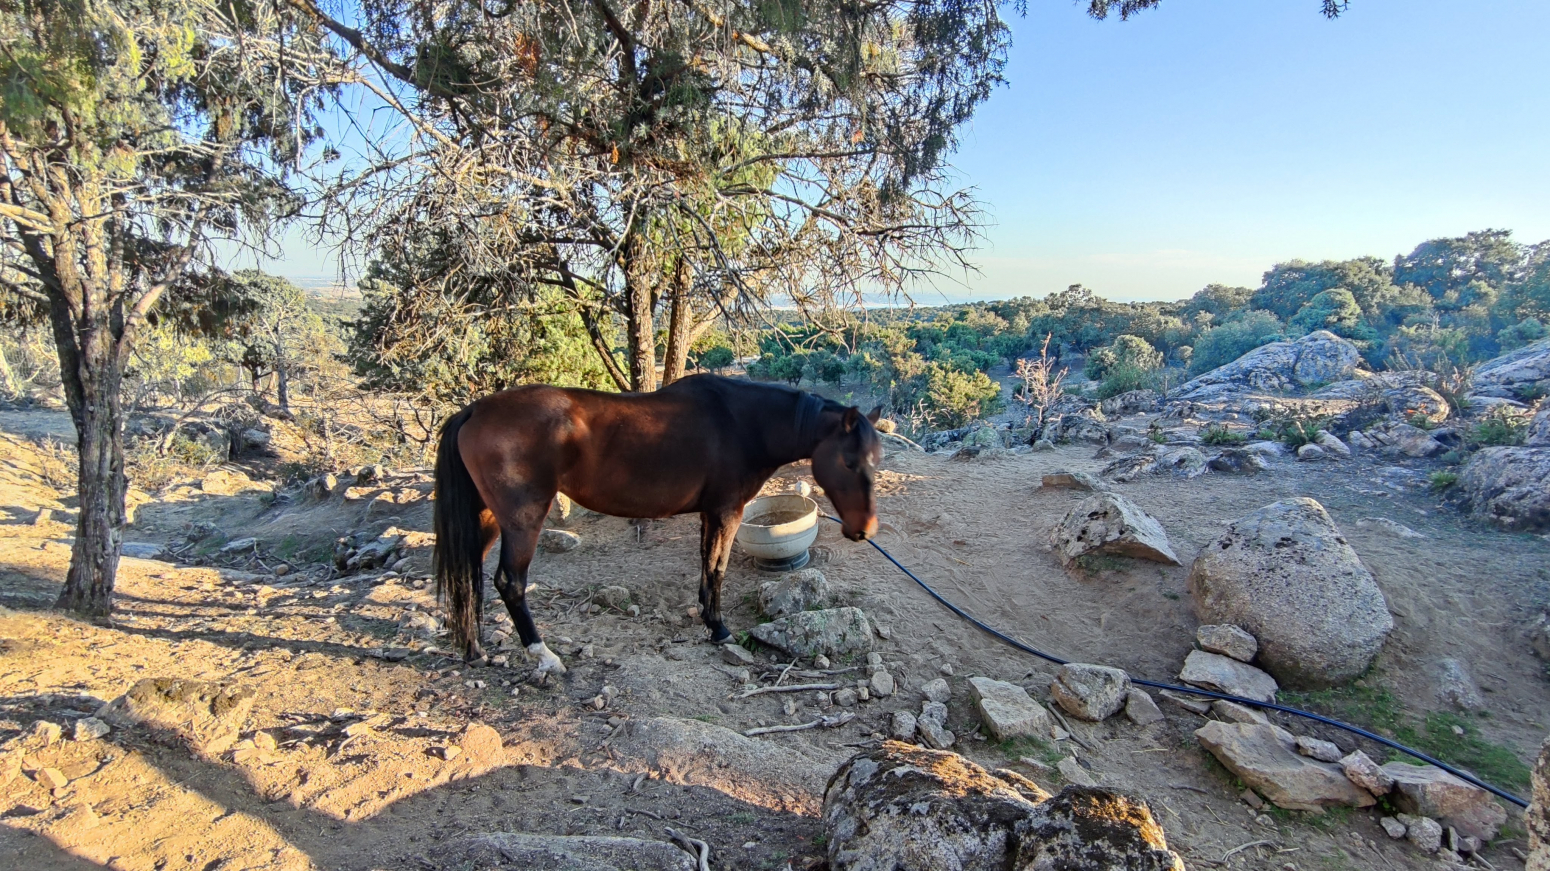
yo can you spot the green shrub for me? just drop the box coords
[1471,407,1527,447]
[1095,361,1156,400]
[1428,471,1459,491]
[1189,311,1284,375]
[695,345,735,371]
[1259,414,1325,449]
[922,363,1003,429]
[1200,423,1248,446]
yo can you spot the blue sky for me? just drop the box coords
[253,0,1550,304]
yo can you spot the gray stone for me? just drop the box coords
[1056,757,1097,787]
[1125,689,1164,726]
[538,529,581,553]
[1294,736,1342,763]
[834,688,859,707]
[1178,650,1278,702]
[1355,517,1425,539]
[1172,331,1362,402]
[748,607,873,659]
[1032,439,1055,452]
[921,677,952,704]
[1157,446,1207,478]
[1207,448,1267,475]
[1245,440,1287,458]
[1528,735,1548,871]
[595,585,632,611]
[1196,624,1258,663]
[1187,498,1393,689]
[720,643,755,667]
[822,742,1184,871]
[1314,430,1351,457]
[1050,663,1131,722]
[1099,389,1161,416]
[1296,443,1327,461]
[968,677,1054,742]
[917,702,954,750]
[1049,493,1180,567]
[454,833,695,871]
[891,710,918,742]
[1041,471,1102,491]
[1459,447,1550,533]
[1528,406,1550,447]
[71,717,110,741]
[870,671,895,698]
[1534,610,1550,662]
[1472,336,1550,399]
[1379,816,1407,839]
[1383,762,1508,842]
[758,568,830,619]
[97,677,256,756]
[1212,700,1275,728]
[1194,721,1376,811]
[1398,814,1443,853]
[1340,750,1393,795]
[121,542,165,560]
[1436,658,1484,711]
[220,536,258,553]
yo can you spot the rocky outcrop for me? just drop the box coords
[1099,389,1161,416]
[1529,407,1550,447]
[1195,721,1376,811]
[1172,331,1363,403]
[748,607,873,658]
[1459,447,1550,532]
[1049,493,1181,566]
[1187,498,1393,689]
[1473,337,1550,399]
[822,742,1184,871]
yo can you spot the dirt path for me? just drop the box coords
[1,415,1546,870]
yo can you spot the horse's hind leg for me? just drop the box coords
[490,494,566,676]
[698,509,741,643]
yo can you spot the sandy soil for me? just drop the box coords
[1,410,1547,871]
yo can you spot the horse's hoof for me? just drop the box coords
[528,641,568,676]
[708,627,733,644]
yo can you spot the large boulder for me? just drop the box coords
[1530,736,1549,871]
[748,607,873,658]
[1187,498,1393,689]
[1529,407,1550,447]
[1459,447,1550,532]
[1172,331,1363,402]
[822,741,1184,871]
[1049,493,1181,566]
[1473,337,1550,399]
[451,833,694,871]
[1195,721,1376,811]
[97,677,256,756]
[1382,762,1508,842]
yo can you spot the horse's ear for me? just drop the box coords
[842,406,860,433]
[866,406,882,424]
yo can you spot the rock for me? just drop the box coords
[1347,430,1373,449]
[220,536,258,554]
[1194,721,1376,811]
[758,568,830,619]
[306,473,337,500]
[1340,750,1393,795]
[1245,440,1287,458]
[1049,493,1180,567]
[1314,430,1351,457]
[120,542,165,560]
[1041,471,1102,491]
[613,717,839,815]
[870,671,895,697]
[1187,498,1393,689]
[1157,446,1207,478]
[1529,736,1549,870]
[1099,451,1159,482]
[37,767,68,789]
[98,677,257,756]
[240,428,271,449]
[822,741,1184,871]
[72,717,110,741]
[1056,757,1097,787]
[917,702,955,750]
[436,744,462,761]
[1178,650,1278,702]
[1398,813,1443,853]
[834,688,859,707]
[453,833,695,871]
[1528,406,1550,447]
[1295,736,1342,763]
[1382,762,1508,842]
[458,723,506,771]
[1032,439,1055,452]
[538,529,581,553]
[1355,517,1425,539]
[1172,331,1362,403]
[200,469,266,496]
[1379,816,1408,839]
[596,585,632,611]
[1212,699,1275,727]
[1196,624,1258,663]
[1116,691,1161,727]
[891,710,918,742]
[921,678,952,704]
[1459,447,1550,533]
[1385,385,1451,425]
[1207,448,1267,474]
[968,677,1054,742]
[1159,691,1212,715]
[1472,337,1550,399]
[1050,663,1131,722]
[874,418,898,434]
[28,720,63,745]
[1296,443,1327,461]
[547,492,575,527]
[748,607,873,658]
[1435,658,1484,711]
[1534,611,1550,662]
[1099,389,1161,416]
[720,643,755,667]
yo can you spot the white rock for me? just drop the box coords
[1124,689,1164,726]
[1050,663,1131,722]
[1048,493,1181,566]
[1340,750,1394,795]
[72,717,111,741]
[1379,816,1407,839]
[1196,624,1258,663]
[1056,756,1097,787]
[1194,721,1376,811]
[920,678,951,704]
[967,677,1053,742]
[1294,736,1342,763]
[1178,650,1278,702]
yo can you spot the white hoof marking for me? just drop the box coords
[528,641,567,675]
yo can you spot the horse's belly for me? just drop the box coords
[558,454,706,519]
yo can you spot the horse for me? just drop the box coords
[432,374,883,675]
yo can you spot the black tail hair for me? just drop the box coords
[433,407,482,658]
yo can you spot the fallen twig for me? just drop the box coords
[1046,706,1097,751]
[735,681,840,698]
[772,661,797,687]
[1220,840,1274,862]
[665,827,710,871]
[1168,784,1210,794]
[744,711,854,736]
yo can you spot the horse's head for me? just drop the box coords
[812,406,883,542]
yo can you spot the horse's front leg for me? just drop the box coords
[698,509,742,643]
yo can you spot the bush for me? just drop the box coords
[695,345,735,372]
[1094,361,1156,399]
[922,363,1003,429]
[1497,317,1546,351]
[1084,335,1162,381]
[1189,311,1285,375]
[1470,407,1527,447]
[1200,423,1247,446]
[1258,414,1325,449]
[1428,471,1459,491]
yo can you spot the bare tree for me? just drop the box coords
[1016,334,1068,434]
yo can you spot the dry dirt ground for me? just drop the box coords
[1,408,1547,871]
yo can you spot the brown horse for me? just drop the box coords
[433,374,883,673]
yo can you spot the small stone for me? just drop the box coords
[538,529,581,553]
[891,710,918,741]
[37,768,68,789]
[1124,689,1164,725]
[857,686,870,702]
[1241,789,1265,810]
[1296,443,1327,461]
[437,745,462,761]
[920,678,951,704]
[834,688,859,707]
[1196,624,1259,663]
[866,652,884,668]
[1050,663,1131,721]
[1179,650,1279,702]
[1398,814,1442,853]
[870,671,896,697]
[967,676,1054,741]
[939,662,955,676]
[1379,816,1407,839]
[918,702,954,749]
[254,731,278,751]
[814,654,831,669]
[72,717,111,741]
[720,644,755,667]
[595,585,632,610]
[875,624,892,640]
[1295,736,1343,763]
[757,568,830,619]
[1338,750,1393,795]
[1056,757,1096,787]
[1041,471,1102,491]
[1435,658,1483,711]
[1158,691,1212,715]
[31,721,63,745]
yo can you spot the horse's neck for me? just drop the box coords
[770,390,828,464]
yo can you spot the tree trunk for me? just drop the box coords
[54,327,127,619]
[276,363,291,413]
[623,250,659,392]
[661,259,693,386]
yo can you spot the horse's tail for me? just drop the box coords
[434,407,482,658]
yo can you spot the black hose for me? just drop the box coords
[824,515,1529,809]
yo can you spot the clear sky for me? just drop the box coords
[253,0,1550,305]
